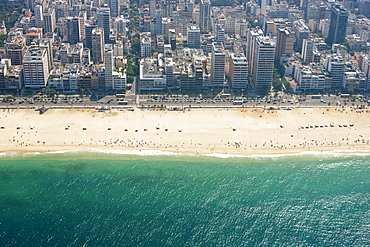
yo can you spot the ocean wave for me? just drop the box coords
[0,149,188,158]
[1,148,370,160]
[0,151,21,157]
[85,148,187,156]
[204,149,370,160]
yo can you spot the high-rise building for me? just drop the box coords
[104,44,113,90]
[260,0,267,15]
[229,54,248,89]
[225,17,235,35]
[97,8,111,44]
[215,24,225,44]
[38,39,53,72]
[141,36,151,58]
[246,27,263,74]
[34,5,43,28]
[275,27,295,60]
[187,26,200,48]
[199,0,211,33]
[302,38,315,63]
[108,0,119,17]
[211,42,225,88]
[293,19,310,52]
[66,17,80,45]
[60,43,70,64]
[194,58,203,90]
[150,0,156,19]
[319,19,330,38]
[165,58,174,87]
[161,17,171,36]
[154,10,162,36]
[0,62,7,90]
[6,37,26,65]
[114,17,127,36]
[71,4,81,17]
[23,48,49,88]
[326,5,348,45]
[325,55,344,88]
[186,0,194,18]
[0,60,23,91]
[85,23,97,49]
[79,12,87,42]
[251,36,275,91]
[300,0,309,19]
[43,8,56,33]
[26,0,34,11]
[235,20,248,37]
[91,28,104,63]
[164,0,176,17]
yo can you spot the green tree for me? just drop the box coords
[127,76,134,84]
[0,34,8,47]
[131,40,140,55]
[0,0,25,29]
[272,67,283,91]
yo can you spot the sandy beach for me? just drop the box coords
[0,107,370,156]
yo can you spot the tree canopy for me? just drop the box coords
[0,0,25,29]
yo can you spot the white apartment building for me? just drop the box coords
[104,44,114,90]
[23,48,49,88]
[211,42,226,88]
[141,36,151,58]
[229,54,248,89]
[251,36,275,91]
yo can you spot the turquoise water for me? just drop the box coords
[0,152,369,246]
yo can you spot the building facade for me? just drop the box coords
[211,42,225,88]
[199,0,211,33]
[23,48,50,88]
[327,5,348,45]
[251,36,276,91]
[187,26,200,49]
[229,54,248,89]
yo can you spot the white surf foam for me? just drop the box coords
[1,148,370,160]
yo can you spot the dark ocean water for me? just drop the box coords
[0,152,369,246]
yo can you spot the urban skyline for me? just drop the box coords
[0,0,369,95]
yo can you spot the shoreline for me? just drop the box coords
[1,107,370,158]
[2,148,370,163]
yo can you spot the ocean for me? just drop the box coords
[0,151,369,246]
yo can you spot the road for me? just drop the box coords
[0,95,368,109]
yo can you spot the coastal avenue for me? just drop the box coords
[0,94,368,109]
